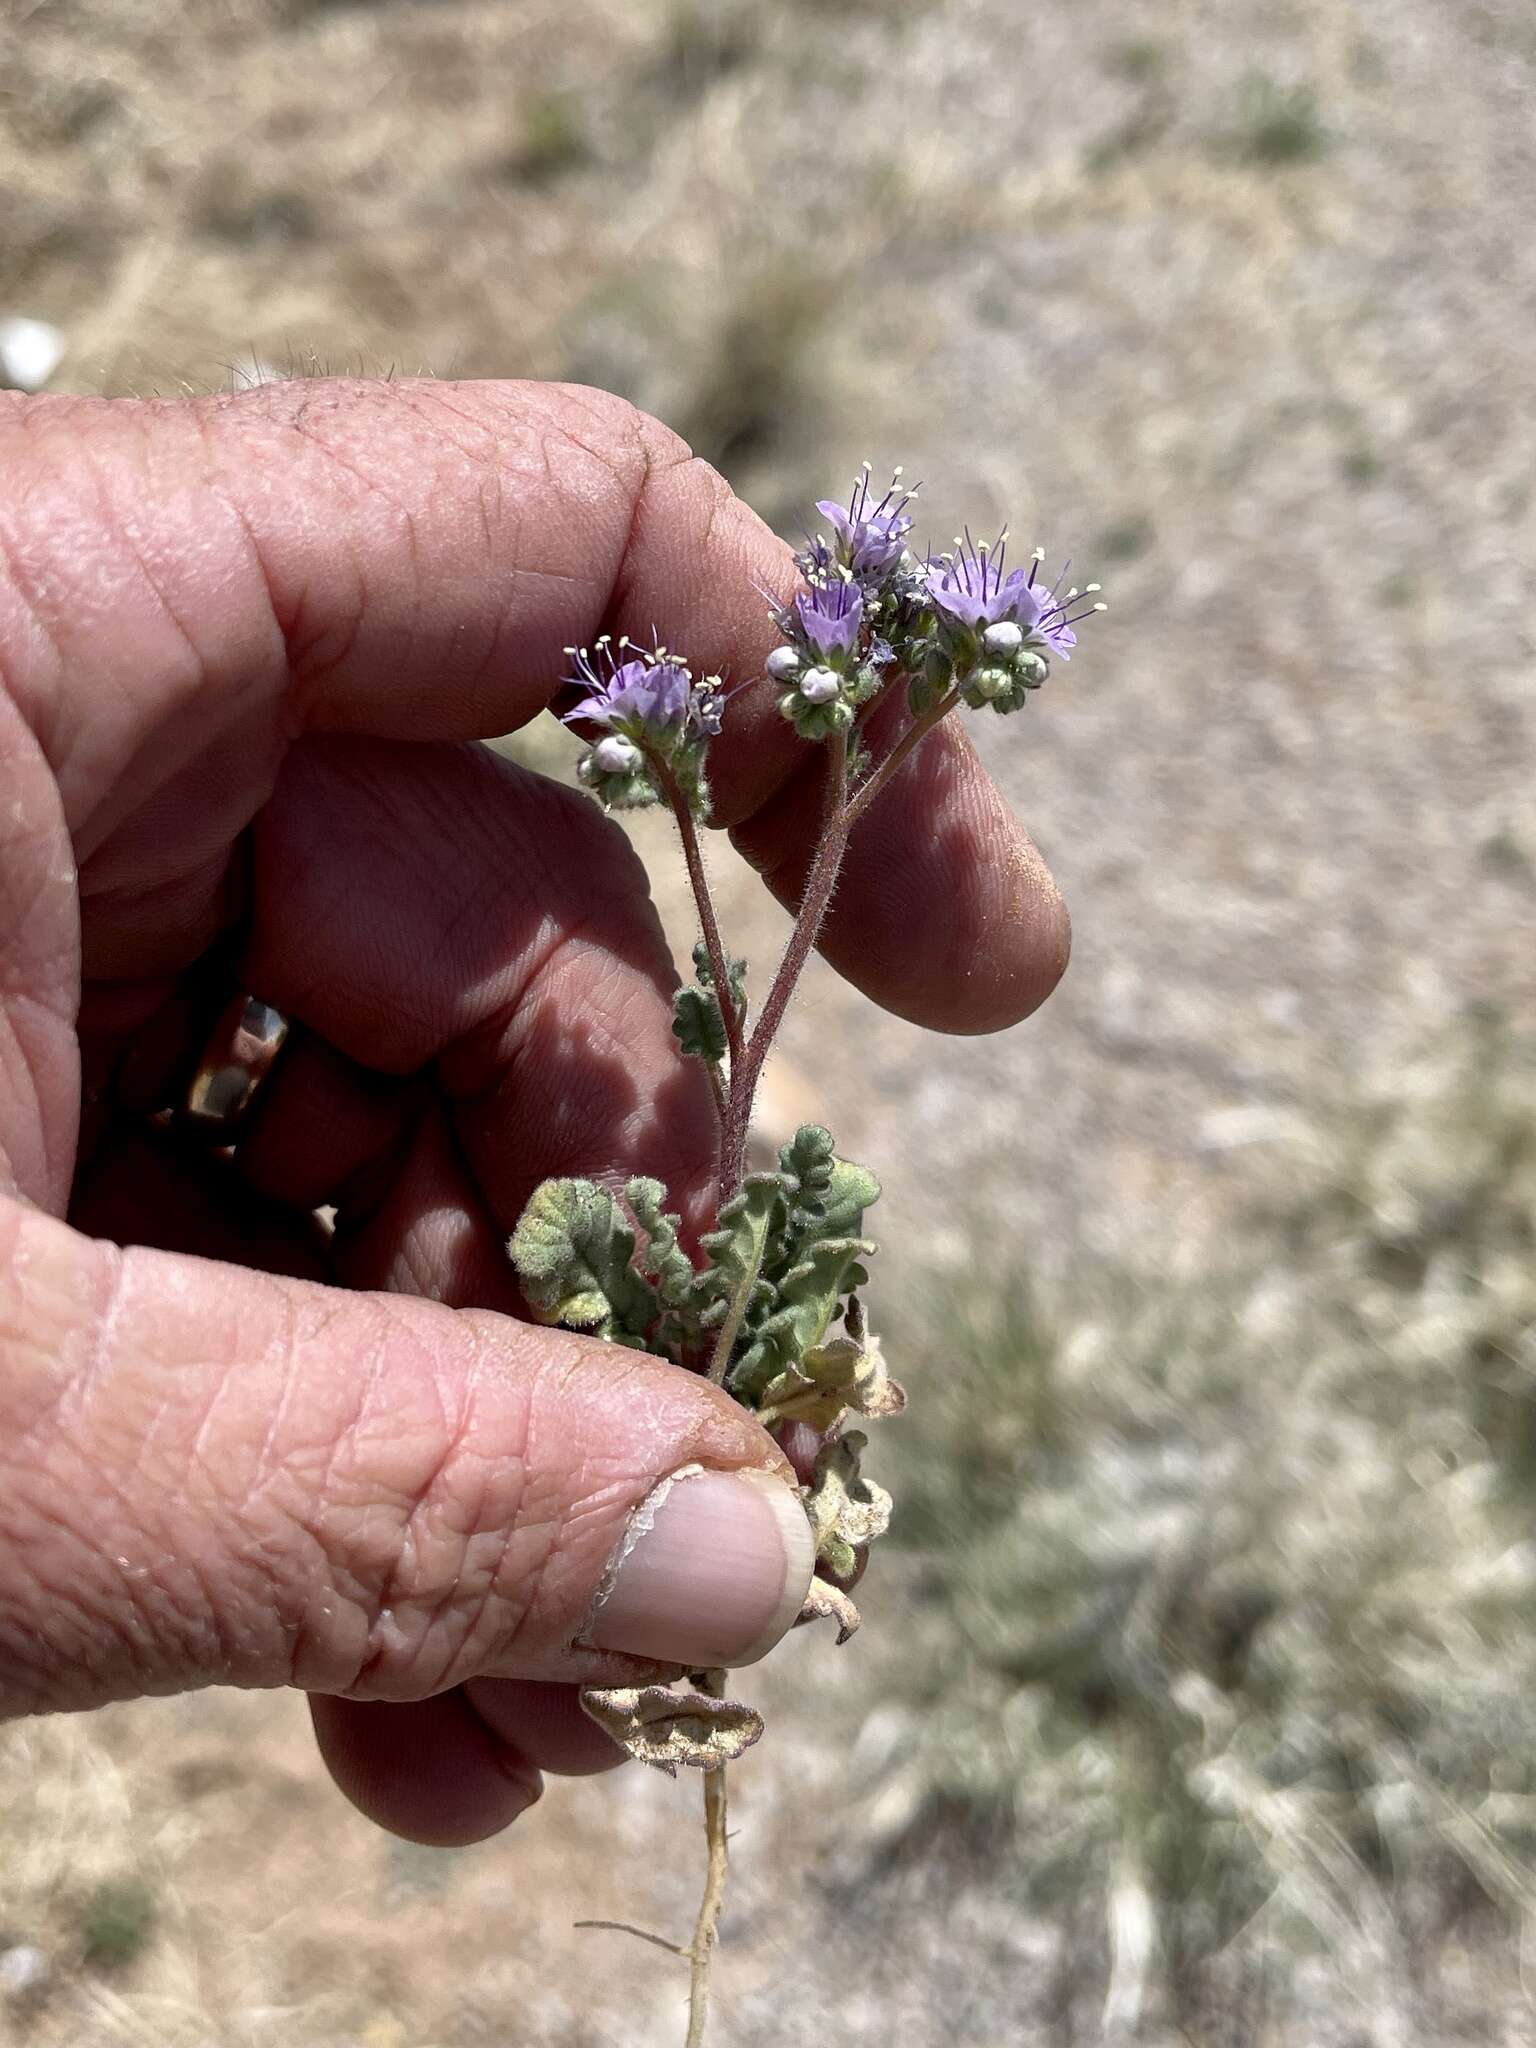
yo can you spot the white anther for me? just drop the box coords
[592,736,641,775]
[799,667,841,705]
[765,645,801,681]
[982,621,1024,656]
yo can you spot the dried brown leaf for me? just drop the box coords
[579,1682,764,1776]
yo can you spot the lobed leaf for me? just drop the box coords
[508,1178,657,1343]
[803,1429,894,1583]
[579,1682,764,1776]
[672,983,728,1063]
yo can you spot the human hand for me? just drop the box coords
[0,379,1068,1843]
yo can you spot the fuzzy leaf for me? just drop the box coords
[803,1429,893,1583]
[579,1682,764,1776]
[672,983,727,1063]
[768,1129,880,1280]
[819,1157,881,1242]
[728,1236,875,1404]
[796,1574,863,1645]
[626,1177,697,1309]
[508,1178,656,1342]
[778,1124,836,1218]
[693,1173,786,1329]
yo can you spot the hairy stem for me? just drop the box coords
[653,752,743,1071]
[844,683,962,831]
[687,1670,731,2048]
[720,730,848,1187]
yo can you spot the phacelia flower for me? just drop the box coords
[563,640,697,735]
[562,636,722,811]
[814,466,916,580]
[1024,554,1105,662]
[793,579,864,665]
[923,533,1042,634]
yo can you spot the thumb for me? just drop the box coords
[0,1197,814,1716]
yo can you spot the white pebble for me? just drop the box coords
[0,316,66,393]
[0,1946,49,1997]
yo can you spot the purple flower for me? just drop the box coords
[923,535,1043,634]
[794,579,864,662]
[1026,556,1106,662]
[816,468,915,578]
[562,643,694,734]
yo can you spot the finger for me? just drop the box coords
[308,1693,542,1848]
[463,1678,626,1777]
[327,1096,525,1316]
[236,1035,421,1213]
[0,1195,814,1719]
[1,379,1064,1033]
[733,709,1070,1034]
[239,736,720,1237]
[68,1122,333,1284]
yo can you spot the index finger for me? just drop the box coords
[0,377,1066,1030]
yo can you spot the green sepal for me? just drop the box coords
[508,1177,657,1344]
[757,1324,907,1433]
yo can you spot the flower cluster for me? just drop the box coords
[562,636,723,811]
[923,535,1102,714]
[767,472,1103,739]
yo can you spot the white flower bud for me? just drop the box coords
[592,735,642,775]
[798,667,841,705]
[982,620,1023,657]
[765,645,801,681]
[973,666,1012,701]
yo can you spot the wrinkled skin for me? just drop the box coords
[0,379,1068,1844]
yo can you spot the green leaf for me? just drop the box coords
[767,1127,879,1278]
[693,1174,785,1320]
[728,1235,875,1404]
[626,1177,697,1309]
[819,1156,881,1241]
[693,1171,787,1376]
[672,984,727,1063]
[778,1122,835,1214]
[508,1178,657,1343]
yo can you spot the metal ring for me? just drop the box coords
[182,993,291,1133]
